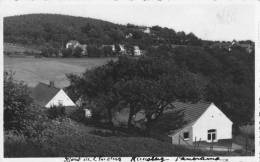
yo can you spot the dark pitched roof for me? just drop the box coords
[31,82,60,106]
[165,101,211,124]
[166,101,211,136]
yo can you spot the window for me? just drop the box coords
[58,100,63,105]
[183,132,189,140]
[207,129,216,141]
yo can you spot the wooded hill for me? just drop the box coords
[4,14,202,53]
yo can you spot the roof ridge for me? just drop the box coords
[37,82,60,90]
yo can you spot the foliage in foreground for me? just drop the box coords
[4,117,205,157]
[4,71,33,131]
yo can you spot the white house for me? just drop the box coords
[119,44,127,54]
[66,40,88,55]
[167,102,233,145]
[66,40,81,49]
[31,82,76,113]
[143,27,151,34]
[133,46,142,56]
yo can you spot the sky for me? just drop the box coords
[0,0,255,41]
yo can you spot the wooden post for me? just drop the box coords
[245,134,248,154]
[197,138,201,150]
[193,137,197,151]
[210,138,213,153]
[178,134,180,145]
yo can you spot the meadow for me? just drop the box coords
[4,56,117,88]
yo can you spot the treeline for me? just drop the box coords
[4,14,203,57]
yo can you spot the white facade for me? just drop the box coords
[134,46,142,56]
[45,89,76,108]
[170,103,232,144]
[143,27,151,34]
[66,40,80,49]
[84,109,92,118]
[192,103,233,142]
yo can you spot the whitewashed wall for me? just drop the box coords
[45,89,76,108]
[192,103,233,142]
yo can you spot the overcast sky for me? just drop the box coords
[0,1,255,41]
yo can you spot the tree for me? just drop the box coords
[81,23,92,34]
[102,46,113,57]
[73,46,83,57]
[87,45,102,57]
[67,56,202,134]
[4,71,33,131]
[61,48,73,57]
[114,44,121,55]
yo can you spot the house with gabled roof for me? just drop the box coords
[167,102,233,145]
[31,82,76,112]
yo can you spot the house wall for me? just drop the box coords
[45,89,76,108]
[170,125,193,145]
[192,103,233,142]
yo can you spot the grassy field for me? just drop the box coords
[4,56,117,88]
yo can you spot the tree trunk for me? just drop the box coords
[107,108,114,128]
[128,105,134,130]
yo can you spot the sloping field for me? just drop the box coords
[4,43,41,54]
[4,56,116,88]
[4,118,205,157]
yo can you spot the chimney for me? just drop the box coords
[49,81,55,87]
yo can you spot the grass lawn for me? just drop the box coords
[4,56,117,88]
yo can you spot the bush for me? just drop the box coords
[4,71,33,131]
[89,129,114,137]
[47,105,65,119]
[69,108,85,122]
[5,116,206,157]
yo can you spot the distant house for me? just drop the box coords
[66,40,81,49]
[231,40,254,54]
[143,27,151,34]
[31,82,76,113]
[133,46,142,56]
[66,40,87,56]
[119,44,127,55]
[101,45,116,52]
[167,102,233,145]
[75,96,92,118]
[126,33,133,39]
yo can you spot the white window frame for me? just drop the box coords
[207,129,217,142]
[183,131,189,140]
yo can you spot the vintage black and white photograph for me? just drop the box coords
[1,0,257,160]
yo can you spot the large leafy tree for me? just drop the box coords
[67,56,202,133]
[4,71,33,131]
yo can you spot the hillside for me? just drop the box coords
[4,56,116,88]
[4,14,202,52]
